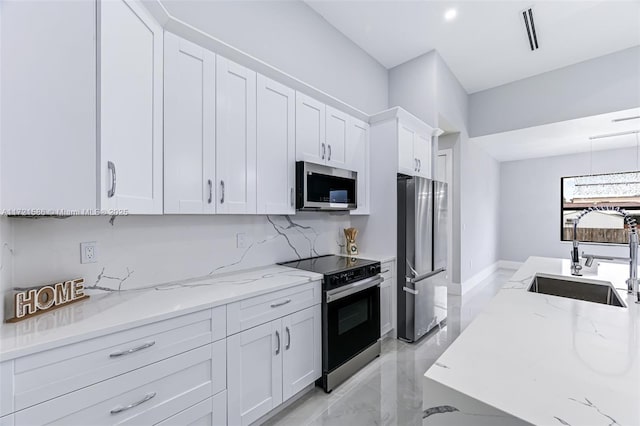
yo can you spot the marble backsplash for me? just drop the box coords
[2,213,350,318]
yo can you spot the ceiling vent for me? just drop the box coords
[522,7,539,51]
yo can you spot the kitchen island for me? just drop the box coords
[423,256,639,426]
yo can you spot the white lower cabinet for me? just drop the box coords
[15,342,225,425]
[282,305,322,400]
[227,305,321,426]
[380,260,396,336]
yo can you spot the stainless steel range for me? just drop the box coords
[279,255,382,392]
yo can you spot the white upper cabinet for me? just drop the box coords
[256,75,296,215]
[100,0,164,214]
[325,106,348,168]
[216,57,257,214]
[415,132,432,179]
[397,120,433,179]
[1,0,97,212]
[347,118,370,215]
[164,33,216,214]
[295,93,326,164]
[398,123,417,176]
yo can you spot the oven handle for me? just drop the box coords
[326,275,383,303]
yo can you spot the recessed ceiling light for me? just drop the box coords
[444,8,457,22]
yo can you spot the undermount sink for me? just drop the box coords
[528,274,626,307]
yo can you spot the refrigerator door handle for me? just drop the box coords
[406,267,446,284]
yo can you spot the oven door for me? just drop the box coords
[324,276,382,373]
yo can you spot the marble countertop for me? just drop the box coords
[425,256,640,426]
[0,265,323,361]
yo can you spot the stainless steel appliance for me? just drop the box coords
[397,175,448,342]
[296,161,357,211]
[279,255,381,392]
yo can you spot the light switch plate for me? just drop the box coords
[80,241,98,264]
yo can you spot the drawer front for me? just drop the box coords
[226,281,321,335]
[14,307,225,411]
[156,391,227,426]
[15,341,225,426]
[0,361,14,417]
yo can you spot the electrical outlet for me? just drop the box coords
[80,241,98,264]
[236,233,247,249]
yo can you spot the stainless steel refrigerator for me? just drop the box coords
[397,175,448,342]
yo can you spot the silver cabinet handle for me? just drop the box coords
[220,180,225,204]
[285,326,291,350]
[418,159,421,172]
[328,144,332,161]
[414,158,418,172]
[270,299,291,308]
[109,341,155,358]
[290,187,294,208]
[207,179,212,204]
[321,143,326,159]
[110,392,156,414]
[275,330,281,355]
[107,161,116,198]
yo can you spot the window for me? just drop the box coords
[561,171,640,244]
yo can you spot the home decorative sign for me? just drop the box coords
[6,278,89,323]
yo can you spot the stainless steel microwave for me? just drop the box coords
[296,161,357,211]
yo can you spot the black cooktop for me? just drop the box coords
[279,254,379,276]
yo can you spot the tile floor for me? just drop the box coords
[264,268,516,426]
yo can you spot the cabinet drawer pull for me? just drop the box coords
[321,143,326,160]
[107,161,116,198]
[110,392,156,414]
[327,144,332,161]
[207,179,213,204]
[220,180,225,204]
[418,159,422,172]
[109,341,155,358]
[285,326,291,350]
[270,299,291,308]
[275,330,281,355]
[414,158,418,172]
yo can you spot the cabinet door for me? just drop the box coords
[381,261,395,336]
[415,133,432,179]
[256,75,295,215]
[164,33,216,214]
[227,320,282,426]
[1,0,97,212]
[282,305,321,401]
[100,0,163,214]
[348,118,370,215]
[216,56,257,214]
[397,123,416,176]
[380,282,392,336]
[295,93,326,164]
[325,106,348,168]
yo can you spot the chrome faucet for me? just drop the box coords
[570,206,639,304]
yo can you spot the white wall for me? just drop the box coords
[388,51,437,125]
[161,0,388,114]
[469,46,640,137]
[500,146,638,262]
[4,214,347,315]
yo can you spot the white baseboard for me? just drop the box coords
[448,259,524,296]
